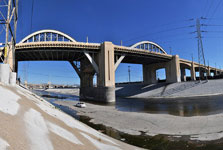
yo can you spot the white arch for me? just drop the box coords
[131,41,167,54]
[19,29,76,43]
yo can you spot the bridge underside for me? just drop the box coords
[16,49,94,62]
[16,49,170,65]
[118,54,169,64]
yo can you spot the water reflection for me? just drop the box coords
[116,96,223,116]
[33,90,223,117]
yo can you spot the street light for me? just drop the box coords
[128,66,131,83]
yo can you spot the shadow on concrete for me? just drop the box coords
[152,81,202,97]
[116,81,206,98]
[116,82,169,97]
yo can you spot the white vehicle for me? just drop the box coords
[75,102,86,108]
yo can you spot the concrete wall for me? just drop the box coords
[0,64,16,85]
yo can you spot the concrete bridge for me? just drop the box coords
[1,29,222,102]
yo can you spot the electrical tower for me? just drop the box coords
[0,0,18,71]
[196,18,208,81]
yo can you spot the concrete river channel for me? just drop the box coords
[33,89,223,150]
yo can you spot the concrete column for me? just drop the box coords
[96,42,115,102]
[97,42,115,87]
[190,62,196,81]
[80,42,116,103]
[200,70,205,79]
[214,69,217,76]
[166,55,181,83]
[215,69,218,76]
[79,58,95,100]
[5,45,15,71]
[143,64,157,84]
[181,68,186,82]
[80,58,94,88]
[207,66,211,77]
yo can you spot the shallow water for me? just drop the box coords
[34,89,223,117]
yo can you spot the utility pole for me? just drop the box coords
[196,18,208,82]
[128,66,131,83]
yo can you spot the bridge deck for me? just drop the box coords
[15,42,172,64]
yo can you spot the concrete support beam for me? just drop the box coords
[114,55,125,71]
[69,61,81,78]
[84,52,99,74]
[143,64,157,84]
[190,62,196,81]
[166,55,181,83]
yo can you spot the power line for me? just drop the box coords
[203,0,223,31]
[123,25,195,43]
[202,0,209,17]
[124,18,194,38]
[30,0,34,33]
[208,0,223,20]
[204,24,223,26]
[203,0,215,18]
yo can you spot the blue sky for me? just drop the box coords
[5,0,223,84]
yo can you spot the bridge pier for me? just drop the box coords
[96,42,115,102]
[5,45,16,72]
[180,68,186,82]
[79,58,95,100]
[207,66,211,77]
[190,62,196,81]
[143,65,157,84]
[200,70,205,79]
[79,42,115,103]
[166,55,181,83]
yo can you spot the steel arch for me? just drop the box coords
[19,29,76,43]
[131,41,167,54]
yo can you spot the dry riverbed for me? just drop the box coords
[54,99,223,150]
